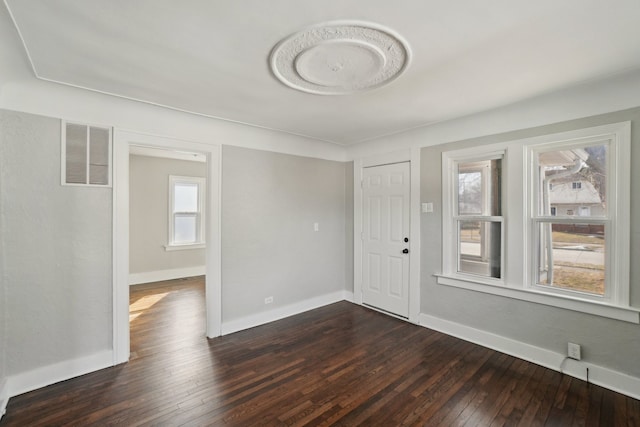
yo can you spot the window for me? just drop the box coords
[62,121,111,186]
[456,158,503,279]
[532,143,608,299]
[439,122,634,322]
[442,151,504,283]
[168,176,205,249]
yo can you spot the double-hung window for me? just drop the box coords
[168,175,205,249]
[529,131,628,305]
[439,122,635,322]
[443,150,505,283]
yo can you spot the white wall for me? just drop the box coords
[129,154,206,282]
[420,107,640,380]
[221,146,347,323]
[0,109,113,377]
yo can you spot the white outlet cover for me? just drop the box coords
[568,343,581,360]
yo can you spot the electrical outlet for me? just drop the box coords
[568,342,581,360]
[264,296,274,304]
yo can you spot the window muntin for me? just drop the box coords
[532,143,609,299]
[169,176,205,247]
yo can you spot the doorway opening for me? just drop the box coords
[113,130,222,365]
[128,146,208,358]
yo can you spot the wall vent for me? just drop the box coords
[61,121,112,186]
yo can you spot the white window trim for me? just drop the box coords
[164,243,206,251]
[167,175,206,249]
[439,122,638,324]
[60,120,113,187]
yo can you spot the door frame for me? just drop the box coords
[354,148,421,323]
[112,129,222,365]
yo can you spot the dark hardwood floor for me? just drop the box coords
[2,276,639,426]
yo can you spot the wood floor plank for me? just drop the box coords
[1,276,638,426]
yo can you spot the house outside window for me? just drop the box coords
[533,144,608,298]
[168,175,205,249]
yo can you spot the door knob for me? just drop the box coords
[404,237,409,242]
[402,248,409,254]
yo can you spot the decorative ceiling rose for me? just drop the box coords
[270,21,411,95]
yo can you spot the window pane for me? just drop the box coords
[538,144,607,217]
[174,215,197,243]
[458,220,502,278]
[458,159,501,216]
[536,222,605,296]
[89,127,109,185]
[458,171,482,215]
[65,123,87,184]
[174,183,198,212]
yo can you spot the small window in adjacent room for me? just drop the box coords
[168,175,205,249]
[62,122,111,186]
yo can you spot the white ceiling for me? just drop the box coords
[5,0,640,146]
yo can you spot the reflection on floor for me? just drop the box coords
[129,275,205,360]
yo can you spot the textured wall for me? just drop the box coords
[129,154,206,276]
[420,107,640,378]
[222,146,347,322]
[0,109,112,375]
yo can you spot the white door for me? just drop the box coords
[362,162,410,317]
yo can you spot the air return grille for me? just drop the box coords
[62,121,111,186]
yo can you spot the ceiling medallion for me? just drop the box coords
[270,21,411,95]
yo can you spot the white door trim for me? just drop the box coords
[112,130,222,365]
[354,148,421,323]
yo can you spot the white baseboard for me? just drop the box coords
[129,266,206,285]
[222,290,352,335]
[6,350,113,400]
[0,378,8,421]
[419,313,640,400]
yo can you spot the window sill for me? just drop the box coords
[435,274,640,324]
[164,243,206,252]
